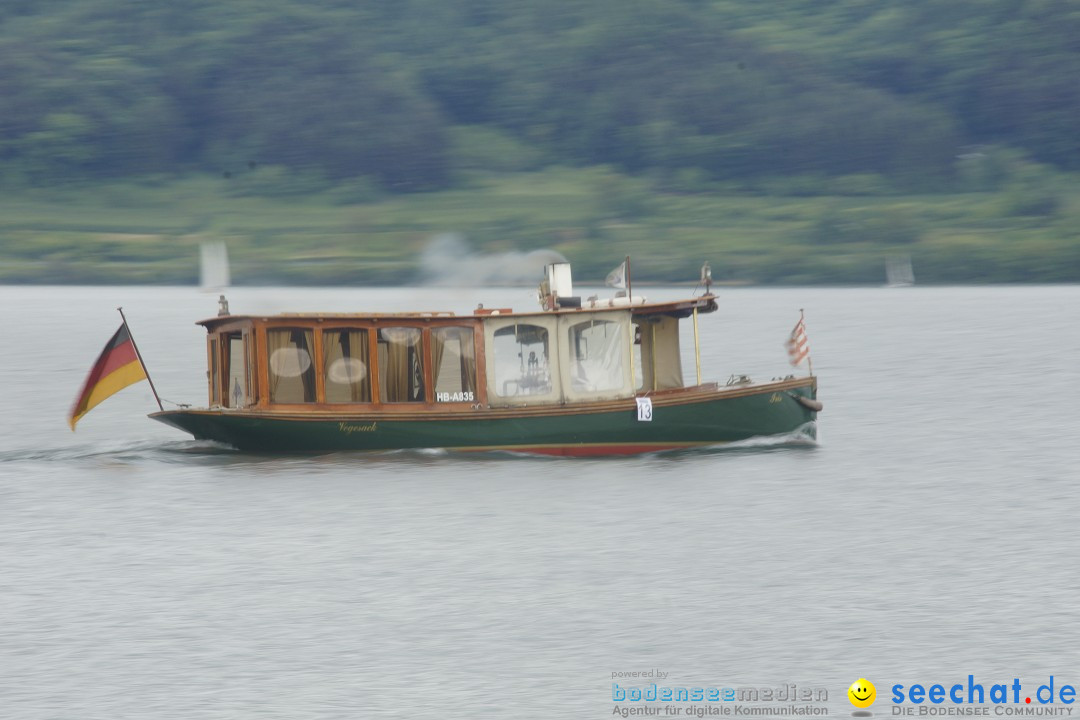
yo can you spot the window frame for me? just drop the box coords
[207,336,221,407]
[221,331,249,408]
[482,316,562,406]
[375,325,430,404]
[266,326,318,405]
[430,325,479,405]
[557,311,635,402]
[319,327,375,405]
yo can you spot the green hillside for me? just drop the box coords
[1,0,1078,284]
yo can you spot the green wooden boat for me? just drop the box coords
[150,263,821,455]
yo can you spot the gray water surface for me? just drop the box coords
[1,285,1077,719]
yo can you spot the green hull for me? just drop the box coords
[150,378,818,455]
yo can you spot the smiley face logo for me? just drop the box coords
[848,679,876,708]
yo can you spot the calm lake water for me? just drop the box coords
[1,284,1078,719]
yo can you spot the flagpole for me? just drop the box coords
[801,309,814,377]
[117,307,164,411]
[625,255,632,304]
[692,306,702,386]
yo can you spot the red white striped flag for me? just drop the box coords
[786,316,810,367]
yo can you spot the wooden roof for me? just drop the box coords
[196,294,718,330]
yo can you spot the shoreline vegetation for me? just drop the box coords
[2,166,1077,286]
[3,1,1080,285]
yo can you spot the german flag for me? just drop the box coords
[69,323,148,430]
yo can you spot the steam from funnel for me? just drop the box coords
[418,233,568,286]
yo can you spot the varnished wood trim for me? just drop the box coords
[206,336,216,406]
[367,327,380,404]
[474,326,488,406]
[157,376,816,423]
[421,327,434,404]
[312,327,326,403]
[254,324,270,410]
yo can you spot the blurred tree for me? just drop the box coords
[1,0,1078,189]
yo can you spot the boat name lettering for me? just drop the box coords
[436,391,475,403]
[338,421,377,434]
[769,393,783,404]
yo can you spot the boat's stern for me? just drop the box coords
[150,408,227,443]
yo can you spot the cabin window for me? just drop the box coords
[377,327,425,403]
[208,337,220,406]
[491,323,552,397]
[268,328,316,403]
[323,329,371,403]
[223,333,247,407]
[429,328,477,403]
[431,327,477,403]
[634,315,684,391]
[566,318,626,393]
[246,332,257,405]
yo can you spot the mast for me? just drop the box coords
[117,307,164,411]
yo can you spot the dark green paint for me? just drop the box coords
[151,381,818,454]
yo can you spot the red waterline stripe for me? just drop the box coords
[497,443,700,457]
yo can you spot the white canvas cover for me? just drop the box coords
[635,315,684,391]
[558,311,634,402]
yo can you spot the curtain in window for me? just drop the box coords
[267,330,291,401]
[381,327,421,402]
[323,330,370,402]
[432,327,477,398]
[458,328,477,395]
[292,329,316,402]
[432,328,447,389]
[268,329,315,403]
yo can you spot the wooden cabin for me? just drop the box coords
[199,295,717,416]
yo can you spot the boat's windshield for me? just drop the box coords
[491,323,553,398]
